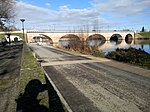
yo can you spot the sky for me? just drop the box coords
[15,0,150,31]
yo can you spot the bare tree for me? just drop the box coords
[0,0,16,31]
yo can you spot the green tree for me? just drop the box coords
[141,26,145,32]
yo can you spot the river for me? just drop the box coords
[59,39,150,55]
[97,39,150,54]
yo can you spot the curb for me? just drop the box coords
[42,67,73,112]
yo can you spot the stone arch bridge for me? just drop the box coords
[26,30,135,46]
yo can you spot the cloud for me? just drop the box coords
[91,0,150,16]
[57,5,100,23]
[90,0,150,29]
[15,1,57,24]
[15,1,105,29]
[15,0,150,30]
[45,3,51,6]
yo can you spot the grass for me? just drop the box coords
[138,32,150,38]
[0,33,5,39]
[0,44,65,111]
[0,79,14,89]
[19,44,49,107]
[0,45,22,90]
[0,33,23,39]
[11,33,23,38]
[135,39,150,45]
[92,50,105,58]
[19,44,66,112]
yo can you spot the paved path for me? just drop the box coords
[28,43,150,112]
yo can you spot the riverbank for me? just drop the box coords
[106,48,150,69]
[0,33,23,39]
[136,32,150,39]
[60,43,150,69]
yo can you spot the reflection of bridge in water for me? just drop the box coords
[26,30,135,46]
[97,40,134,52]
[84,37,135,54]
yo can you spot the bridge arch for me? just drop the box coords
[110,34,122,45]
[86,34,106,46]
[125,34,133,44]
[33,34,53,44]
[59,34,80,47]
[33,36,41,42]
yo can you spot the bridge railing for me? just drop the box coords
[26,30,135,33]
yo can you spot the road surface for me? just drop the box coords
[28,43,150,112]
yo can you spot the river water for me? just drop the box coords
[98,39,150,54]
[59,39,150,54]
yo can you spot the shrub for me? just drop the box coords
[106,48,150,69]
[92,50,105,58]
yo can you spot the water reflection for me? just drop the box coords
[100,39,150,54]
[86,39,106,46]
[59,40,69,47]
[59,39,150,54]
[87,39,150,54]
[125,34,133,44]
[98,41,131,55]
[110,40,122,45]
[125,37,133,44]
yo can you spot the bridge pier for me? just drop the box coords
[53,42,59,47]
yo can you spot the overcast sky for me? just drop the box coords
[15,0,150,31]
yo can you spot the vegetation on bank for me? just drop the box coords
[11,33,23,38]
[0,33,23,39]
[61,41,150,69]
[106,48,150,69]
[19,44,49,108]
[92,49,105,57]
[61,40,105,58]
[138,32,150,38]
[134,39,150,45]
[0,33,5,39]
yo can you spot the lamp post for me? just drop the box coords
[20,19,25,42]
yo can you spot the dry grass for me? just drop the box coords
[19,44,49,107]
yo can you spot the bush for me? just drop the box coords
[61,40,105,57]
[106,48,150,69]
[92,50,105,58]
